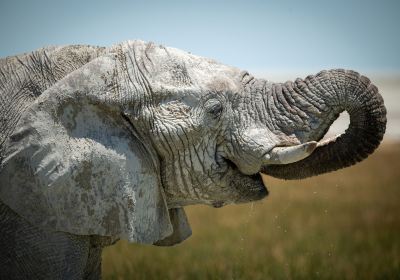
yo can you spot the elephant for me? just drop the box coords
[0,40,386,279]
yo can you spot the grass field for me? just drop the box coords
[102,142,400,279]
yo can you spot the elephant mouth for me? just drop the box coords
[223,158,268,204]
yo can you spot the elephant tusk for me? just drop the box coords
[265,141,317,165]
[316,134,341,147]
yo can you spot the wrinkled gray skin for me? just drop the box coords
[0,41,386,279]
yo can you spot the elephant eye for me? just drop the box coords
[204,99,223,119]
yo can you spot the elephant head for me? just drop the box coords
[123,41,386,206]
[0,40,386,245]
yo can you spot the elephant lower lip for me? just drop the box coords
[255,173,269,197]
[243,173,268,200]
[249,173,265,189]
[221,157,268,201]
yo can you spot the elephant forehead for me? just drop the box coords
[135,41,242,90]
[206,76,239,93]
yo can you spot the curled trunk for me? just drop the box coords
[261,69,386,179]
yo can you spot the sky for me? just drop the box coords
[0,0,399,75]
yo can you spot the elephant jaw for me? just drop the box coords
[212,141,318,207]
[223,141,319,203]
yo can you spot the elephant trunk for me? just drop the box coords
[261,69,386,179]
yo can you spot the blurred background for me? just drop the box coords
[1,0,399,278]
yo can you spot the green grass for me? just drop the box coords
[102,142,400,279]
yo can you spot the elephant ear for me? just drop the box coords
[0,54,191,245]
[155,207,192,246]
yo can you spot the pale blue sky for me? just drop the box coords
[1,0,399,73]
